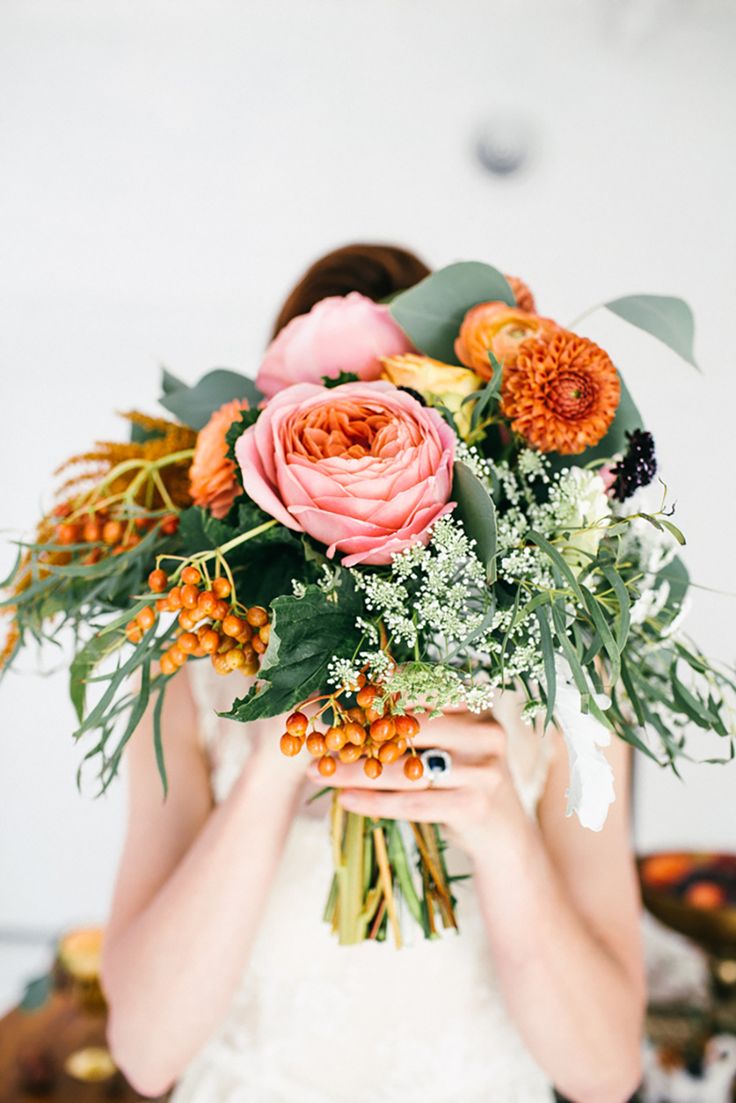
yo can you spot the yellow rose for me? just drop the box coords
[380,353,482,438]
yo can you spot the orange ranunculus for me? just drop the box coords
[454,302,556,379]
[501,329,620,455]
[507,274,536,313]
[189,398,250,518]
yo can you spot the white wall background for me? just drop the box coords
[1,0,735,995]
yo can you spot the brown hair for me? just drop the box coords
[271,243,430,338]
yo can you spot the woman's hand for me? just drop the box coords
[305,710,531,860]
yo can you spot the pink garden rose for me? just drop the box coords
[255,292,413,398]
[236,381,456,567]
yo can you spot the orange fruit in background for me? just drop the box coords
[683,881,727,910]
[641,853,694,888]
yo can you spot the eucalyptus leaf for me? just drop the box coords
[159,368,263,429]
[451,461,497,581]
[389,262,515,363]
[605,295,698,370]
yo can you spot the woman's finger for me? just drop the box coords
[337,786,467,823]
[306,756,478,791]
[410,717,505,759]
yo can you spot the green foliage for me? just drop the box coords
[389,262,515,363]
[158,368,263,429]
[605,294,698,370]
[451,461,497,581]
[321,371,360,388]
[224,406,260,464]
[222,582,364,723]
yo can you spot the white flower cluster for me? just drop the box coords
[351,516,489,650]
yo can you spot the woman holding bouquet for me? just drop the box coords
[101,246,645,1103]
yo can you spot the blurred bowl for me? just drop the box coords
[639,852,736,959]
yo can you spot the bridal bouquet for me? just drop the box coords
[3,261,734,946]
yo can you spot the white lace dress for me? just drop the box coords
[172,665,556,1103]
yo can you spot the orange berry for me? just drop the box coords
[242,659,260,676]
[217,636,235,654]
[155,597,169,613]
[53,501,72,518]
[102,520,123,546]
[363,758,383,779]
[286,712,309,737]
[136,605,156,631]
[347,707,366,725]
[280,733,302,757]
[160,653,177,676]
[222,614,245,638]
[81,548,102,565]
[251,635,267,655]
[82,519,102,542]
[258,624,270,646]
[169,644,187,666]
[181,566,202,586]
[134,516,151,531]
[318,755,337,777]
[148,568,168,593]
[378,740,401,765]
[343,722,367,746]
[212,599,229,622]
[125,621,143,644]
[211,652,231,675]
[55,522,79,545]
[403,756,424,781]
[168,586,182,610]
[178,609,197,630]
[364,706,382,725]
[325,726,346,751]
[246,605,269,628]
[197,590,216,616]
[370,717,395,744]
[212,576,231,599]
[339,743,362,764]
[356,685,378,709]
[357,673,367,688]
[394,714,420,739]
[225,648,246,670]
[200,629,220,654]
[395,737,407,755]
[181,584,199,609]
[123,533,141,549]
[237,622,253,643]
[306,733,327,757]
[160,514,179,536]
[178,632,198,653]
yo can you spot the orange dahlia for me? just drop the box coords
[506,274,536,313]
[454,302,556,379]
[189,398,250,518]
[501,330,620,454]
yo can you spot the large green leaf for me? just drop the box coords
[604,295,698,370]
[389,262,516,364]
[451,461,497,581]
[158,368,263,429]
[222,583,363,723]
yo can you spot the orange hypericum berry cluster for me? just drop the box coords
[279,681,424,782]
[127,565,270,679]
[52,503,179,564]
